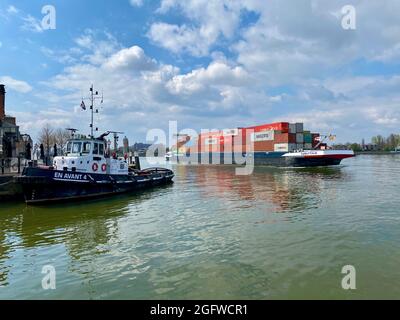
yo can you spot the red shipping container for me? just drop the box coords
[242,128,255,143]
[253,141,275,152]
[233,144,255,153]
[247,122,289,133]
[273,133,297,144]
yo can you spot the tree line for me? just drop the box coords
[335,133,400,152]
[37,124,70,157]
[369,134,400,151]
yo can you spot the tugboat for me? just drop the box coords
[17,85,174,204]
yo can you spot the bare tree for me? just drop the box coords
[54,128,70,152]
[38,124,55,158]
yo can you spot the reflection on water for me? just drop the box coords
[0,187,171,291]
[1,156,400,299]
[191,165,347,213]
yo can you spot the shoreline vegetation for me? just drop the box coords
[333,133,400,153]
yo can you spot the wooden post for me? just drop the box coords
[134,153,141,170]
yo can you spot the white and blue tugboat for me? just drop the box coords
[17,85,174,204]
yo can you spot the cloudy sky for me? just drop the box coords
[1,0,400,143]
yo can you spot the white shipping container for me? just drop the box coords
[251,130,274,142]
[304,143,312,150]
[274,143,296,152]
[222,128,239,136]
[289,123,296,134]
[296,133,304,143]
[297,144,304,150]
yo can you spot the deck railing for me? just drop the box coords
[0,157,28,175]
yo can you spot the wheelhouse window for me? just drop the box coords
[66,142,72,154]
[99,143,104,156]
[82,142,91,154]
[93,143,99,155]
[71,142,82,154]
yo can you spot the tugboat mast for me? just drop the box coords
[81,85,103,138]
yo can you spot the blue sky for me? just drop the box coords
[1,0,400,143]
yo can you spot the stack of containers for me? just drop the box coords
[289,122,304,150]
[303,131,312,150]
[210,122,307,153]
[195,129,239,153]
[244,122,294,152]
[189,122,322,154]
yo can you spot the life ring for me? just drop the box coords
[92,163,99,172]
[101,164,107,172]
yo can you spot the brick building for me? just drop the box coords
[0,84,32,160]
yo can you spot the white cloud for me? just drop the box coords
[0,76,32,93]
[21,15,43,33]
[148,23,209,56]
[129,0,143,7]
[103,46,157,71]
[74,30,120,65]
[41,47,81,65]
[149,0,245,56]
[32,31,270,140]
[166,61,250,96]
[7,5,19,14]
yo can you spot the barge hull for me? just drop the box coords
[175,151,352,167]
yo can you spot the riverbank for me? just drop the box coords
[355,151,400,155]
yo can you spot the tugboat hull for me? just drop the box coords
[17,167,174,204]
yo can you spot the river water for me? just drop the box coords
[0,155,399,299]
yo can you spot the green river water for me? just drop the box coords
[0,155,399,299]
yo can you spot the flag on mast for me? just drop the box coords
[329,135,337,141]
[80,100,86,110]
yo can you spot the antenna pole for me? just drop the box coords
[81,84,103,139]
[90,84,94,138]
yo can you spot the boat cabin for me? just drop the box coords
[53,138,128,175]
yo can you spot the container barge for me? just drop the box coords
[170,122,354,167]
